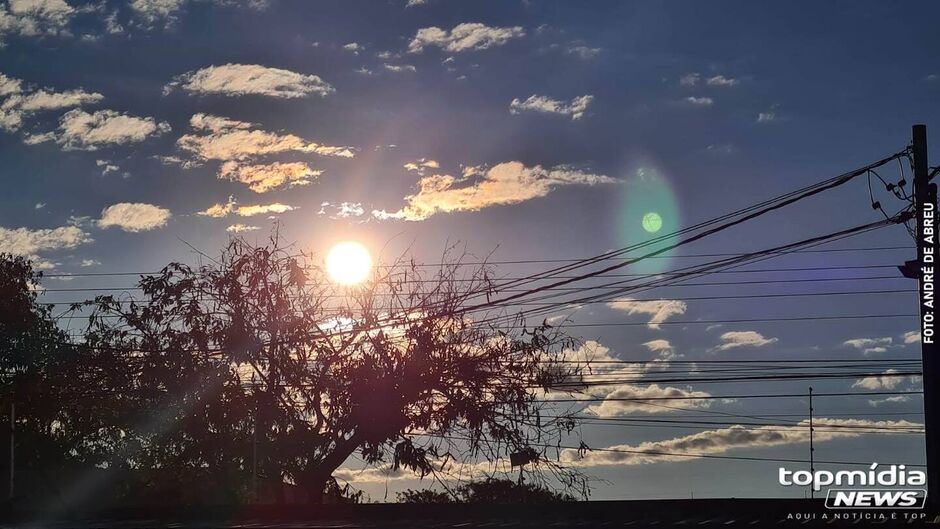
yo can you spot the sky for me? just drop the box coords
[1,0,939,501]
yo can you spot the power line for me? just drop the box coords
[51,311,922,347]
[47,153,920,359]
[557,417,923,433]
[497,221,902,324]
[38,244,912,278]
[40,288,917,309]
[485,151,908,298]
[54,159,913,344]
[522,313,918,328]
[216,370,922,390]
[548,371,923,387]
[546,358,921,365]
[536,390,922,403]
[32,263,910,292]
[408,433,925,468]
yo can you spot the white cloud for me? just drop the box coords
[585,384,712,417]
[226,223,260,233]
[177,113,353,162]
[403,158,439,174]
[757,111,776,123]
[103,10,122,34]
[374,161,614,221]
[335,458,505,484]
[409,22,525,53]
[166,63,334,98]
[198,196,297,218]
[705,75,738,87]
[0,0,75,44]
[335,415,921,482]
[405,0,426,6]
[129,0,268,29]
[713,331,777,351]
[853,369,903,390]
[0,225,92,261]
[176,113,350,193]
[868,395,912,407]
[843,337,893,355]
[0,83,103,131]
[22,130,53,144]
[565,45,601,60]
[541,341,705,416]
[559,418,922,468]
[903,331,920,345]
[96,159,121,176]
[219,161,321,193]
[5,88,101,113]
[0,73,23,96]
[643,339,676,361]
[705,143,737,156]
[606,298,687,330]
[383,63,416,73]
[97,202,171,232]
[558,340,621,374]
[129,0,185,27]
[679,73,700,87]
[509,94,593,120]
[318,201,365,219]
[679,73,737,88]
[55,109,170,151]
[342,42,363,53]
[80,258,100,267]
[684,96,713,106]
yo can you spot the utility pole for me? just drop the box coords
[252,403,258,503]
[913,124,939,510]
[8,398,13,501]
[809,387,814,500]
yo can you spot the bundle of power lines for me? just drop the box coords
[35,147,927,470]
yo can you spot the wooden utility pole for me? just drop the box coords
[913,124,939,510]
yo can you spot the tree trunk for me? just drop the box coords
[300,433,361,504]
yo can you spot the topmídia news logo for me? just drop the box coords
[779,463,927,509]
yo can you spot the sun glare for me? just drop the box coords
[326,241,372,285]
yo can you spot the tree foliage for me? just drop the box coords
[0,254,130,505]
[397,478,575,504]
[65,236,588,503]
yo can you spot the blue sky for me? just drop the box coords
[1,0,938,500]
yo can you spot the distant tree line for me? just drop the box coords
[0,237,588,509]
[398,478,575,504]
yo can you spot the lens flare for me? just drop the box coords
[618,165,680,275]
[642,212,663,233]
[326,241,372,285]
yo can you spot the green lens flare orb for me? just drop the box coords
[642,212,663,233]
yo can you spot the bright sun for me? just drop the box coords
[326,241,373,285]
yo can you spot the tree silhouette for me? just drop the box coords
[77,236,588,503]
[397,478,575,504]
[0,254,128,505]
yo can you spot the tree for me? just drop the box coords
[0,254,127,506]
[79,235,588,503]
[397,478,575,504]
